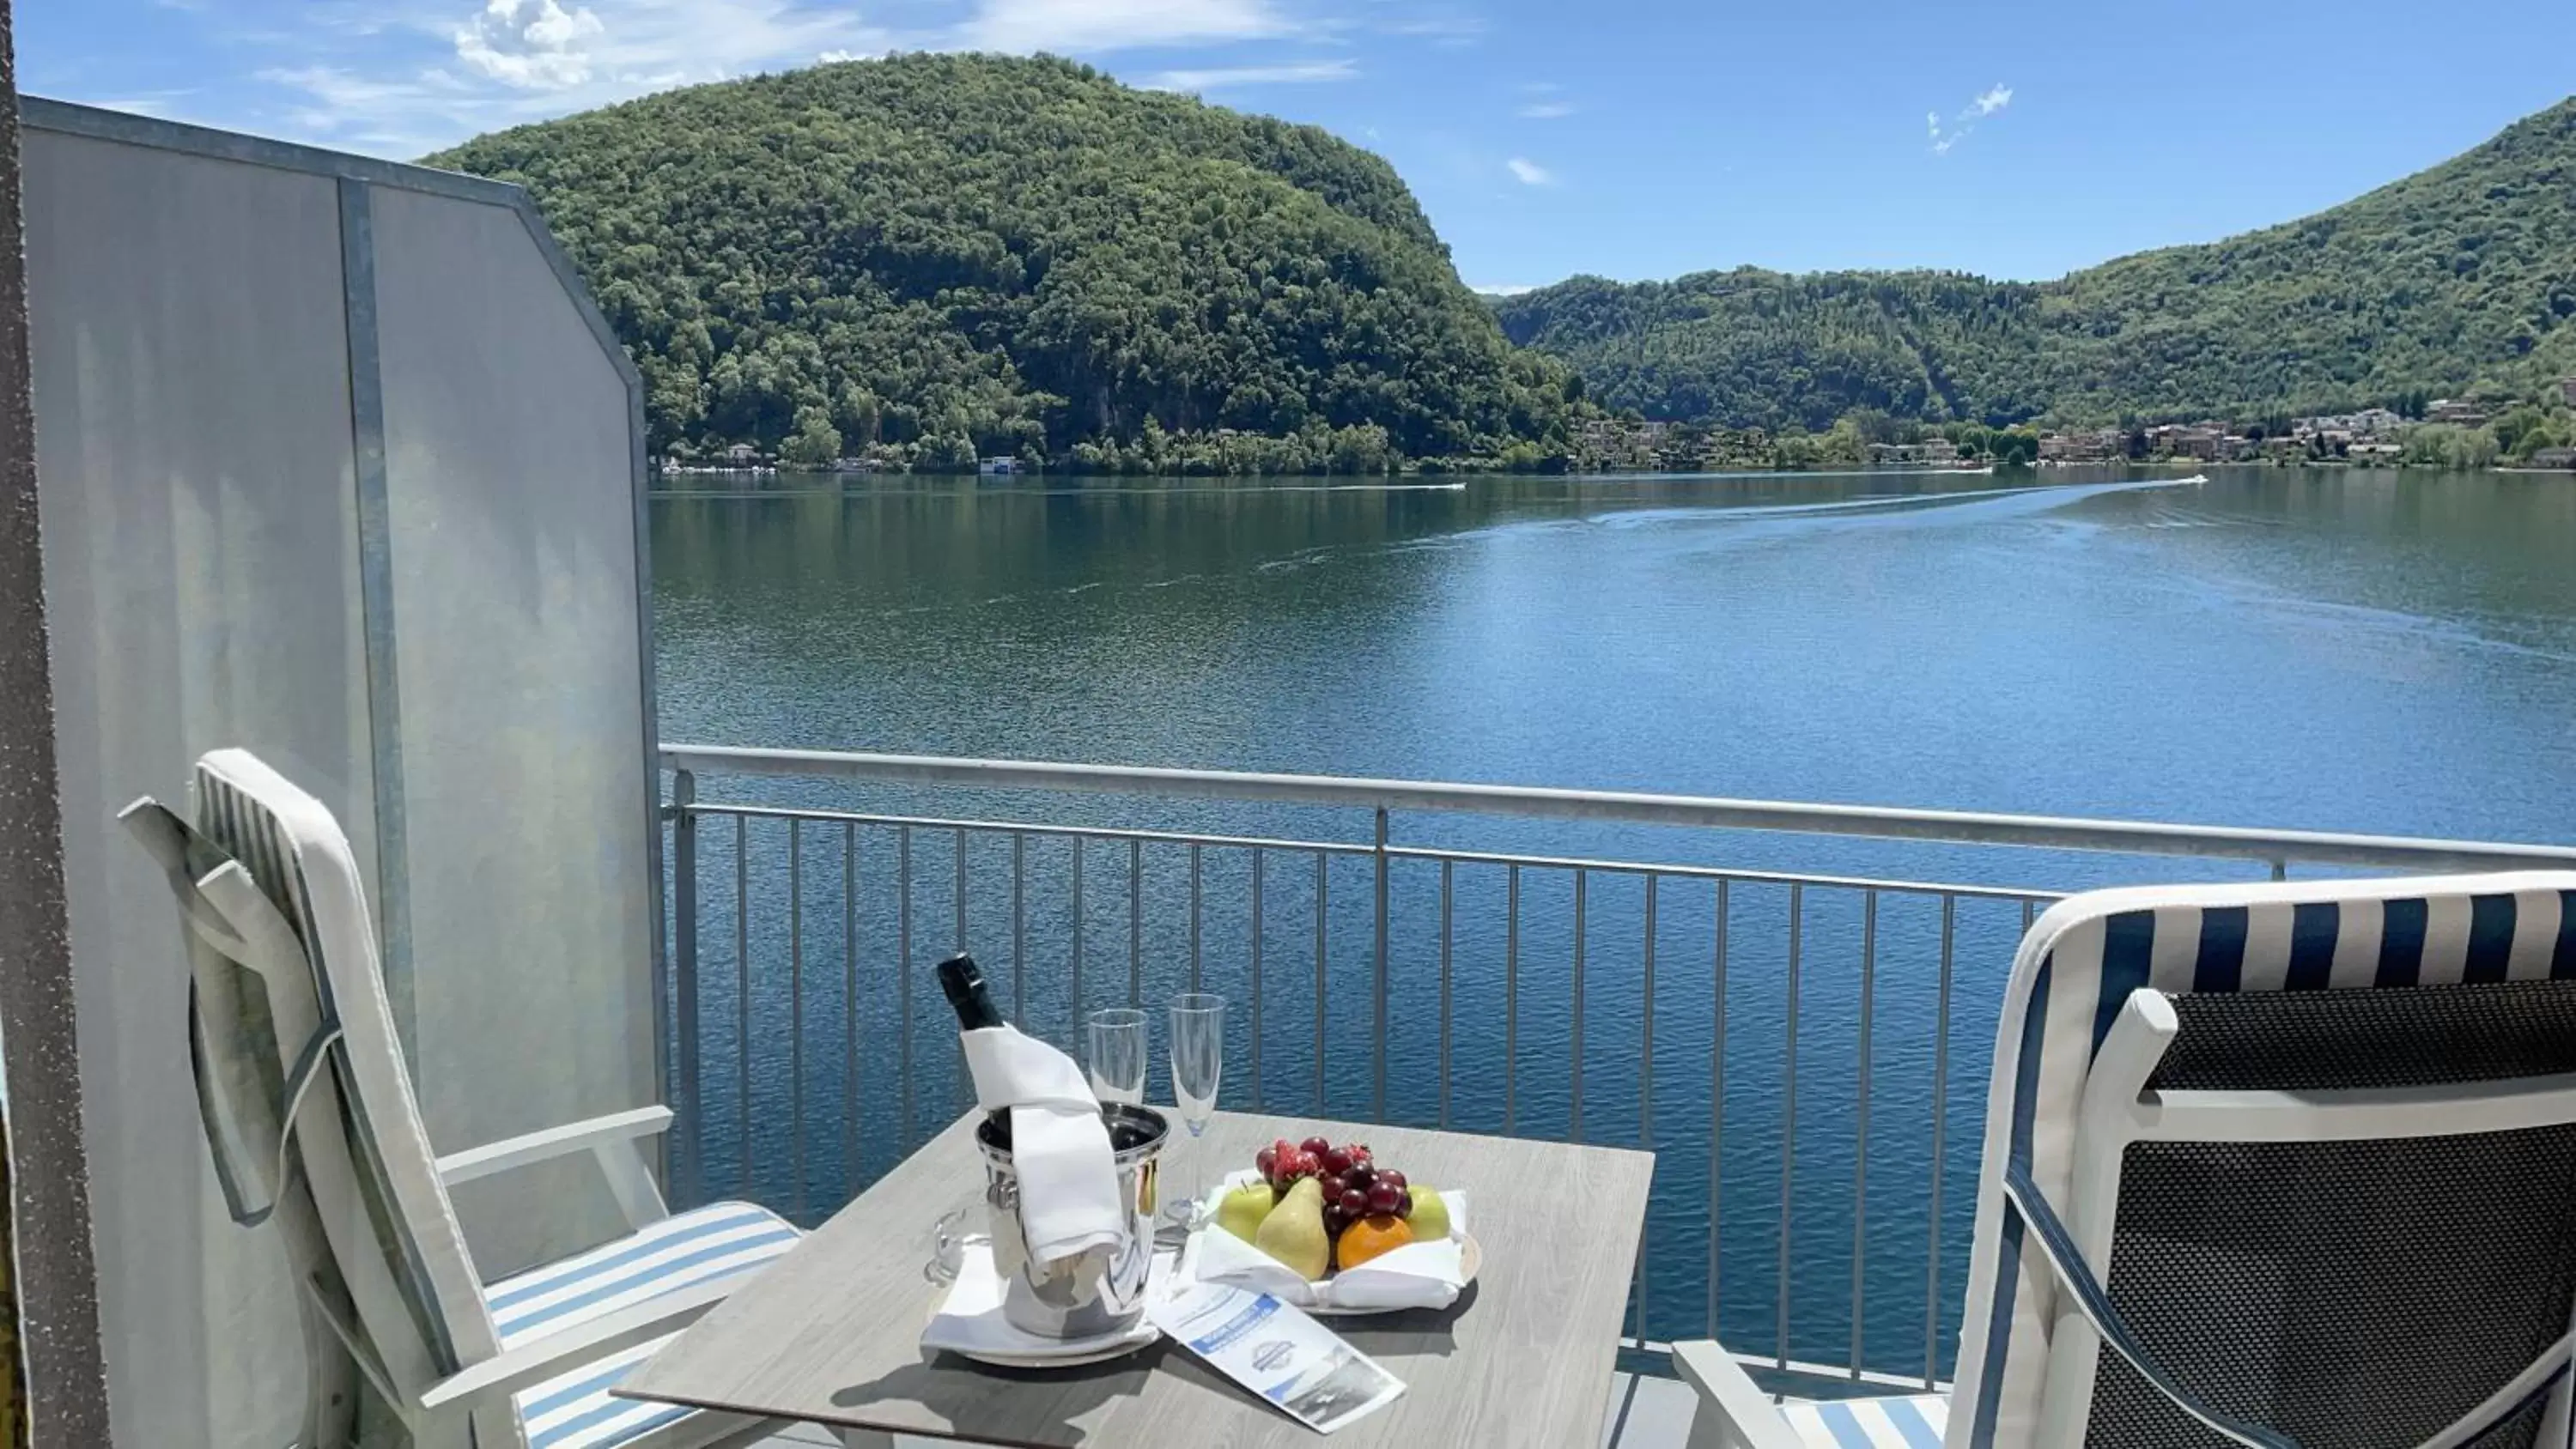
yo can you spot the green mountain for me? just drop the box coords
[428,53,1583,469]
[1493,99,2576,430]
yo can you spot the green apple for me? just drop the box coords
[1214,1182,1277,1244]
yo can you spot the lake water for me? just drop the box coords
[651,465,2576,1375]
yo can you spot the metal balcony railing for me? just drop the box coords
[655,743,2576,1387]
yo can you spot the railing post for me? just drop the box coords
[1372,806,1389,1124]
[670,767,701,1206]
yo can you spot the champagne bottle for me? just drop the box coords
[938,953,1012,1149]
[936,951,1004,1032]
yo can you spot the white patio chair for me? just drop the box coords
[1675,871,2576,1449]
[122,749,799,1449]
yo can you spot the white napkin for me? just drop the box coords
[959,1026,1123,1264]
[921,1239,1170,1359]
[1182,1172,1472,1312]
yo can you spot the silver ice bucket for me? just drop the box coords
[973,1102,1170,1340]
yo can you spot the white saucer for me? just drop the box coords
[951,1328,1159,1371]
[922,1240,1165,1369]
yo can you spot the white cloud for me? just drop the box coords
[1506,155,1552,185]
[956,0,1286,53]
[247,0,895,155]
[234,0,1358,158]
[1516,100,1573,119]
[1927,81,2014,155]
[455,0,605,89]
[1145,59,1357,92]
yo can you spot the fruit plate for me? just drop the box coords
[1193,1170,1478,1315]
[1304,1234,1482,1317]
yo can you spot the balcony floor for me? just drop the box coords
[750,1369,1704,1446]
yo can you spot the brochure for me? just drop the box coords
[1146,1279,1406,1434]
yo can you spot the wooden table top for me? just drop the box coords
[617,1109,1656,1447]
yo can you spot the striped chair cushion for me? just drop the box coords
[485,1200,799,1349]
[1780,1392,1949,1449]
[1951,871,2576,1449]
[513,1334,692,1449]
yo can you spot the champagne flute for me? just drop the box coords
[1166,993,1224,1227]
[1085,1008,1148,1106]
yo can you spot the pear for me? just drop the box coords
[1215,1182,1276,1244]
[1404,1186,1451,1243]
[1254,1175,1331,1279]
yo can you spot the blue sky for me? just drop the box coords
[20,0,2576,290]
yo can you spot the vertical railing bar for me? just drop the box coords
[1012,832,1027,1028]
[1637,872,1656,1344]
[2270,857,2287,883]
[953,826,969,1123]
[1851,888,1874,1379]
[1710,877,1728,1338]
[1313,852,1328,1113]
[1926,894,1955,1388]
[789,820,805,1222]
[2021,897,2035,934]
[1128,838,1142,1009]
[1189,842,1203,992]
[1251,848,1265,1111]
[1372,807,1389,1124]
[841,821,858,1201]
[1505,864,1520,1134]
[733,814,749,1199]
[1437,860,1453,1130]
[1571,867,1587,1143]
[1778,880,1801,1370]
[1070,840,1084,1040]
[670,770,701,1206]
[899,824,914,1151]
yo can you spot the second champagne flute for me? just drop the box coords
[1085,1007,1149,1106]
[1166,992,1224,1226]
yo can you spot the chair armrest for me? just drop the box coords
[1671,1341,1807,1449]
[435,1106,672,1185]
[417,1272,732,1413]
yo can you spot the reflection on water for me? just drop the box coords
[652,466,2576,1372]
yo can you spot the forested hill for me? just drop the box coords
[428,53,1584,467]
[1493,97,2576,430]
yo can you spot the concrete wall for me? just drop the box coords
[21,102,659,1448]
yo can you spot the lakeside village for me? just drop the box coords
[660,378,2576,478]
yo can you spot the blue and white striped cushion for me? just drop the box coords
[484,1200,799,1349]
[1780,1392,1949,1449]
[1951,872,2576,1449]
[513,1333,693,1449]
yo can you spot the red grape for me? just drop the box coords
[1300,1136,1331,1156]
[1324,1205,1350,1238]
[1366,1182,1400,1215]
[1343,1164,1375,1193]
[1376,1169,1406,1192]
[1321,1148,1353,1177]
[1338,1187,1369,1218]
[1320,1173,1348,1202]
[1255,1147,1277,1177]
[1397,1190,1413,1217]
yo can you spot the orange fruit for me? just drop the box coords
[1335,1215,1414,1270]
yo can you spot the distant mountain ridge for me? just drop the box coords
[1494,98,2576,429]
[428,53,1584,467]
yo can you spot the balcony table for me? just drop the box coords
[617,1109,1656,1447]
